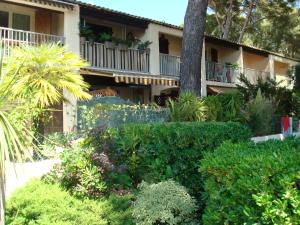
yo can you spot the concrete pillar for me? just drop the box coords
[239,47,244,69]
[63,5,80,132]
[269,55,275,80]
[237,46,244,84]
[143,24,160,75]
[201,38,207,97]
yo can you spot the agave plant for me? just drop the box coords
[168,91,207,122]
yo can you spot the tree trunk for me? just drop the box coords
[221,0,234,39]
[238,0,255,43]
[180,0,208,96]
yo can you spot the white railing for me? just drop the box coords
[0,27,65,55]
[81,41,150,73]
[206,61,240,84]
[242,68,270,84]
[159,53,181,77]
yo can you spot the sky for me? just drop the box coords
[82,0,188,26]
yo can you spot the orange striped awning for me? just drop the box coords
[113,74,179,86]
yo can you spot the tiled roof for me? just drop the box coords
[60,0,299,62]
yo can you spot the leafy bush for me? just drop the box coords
[294,64,300,92]
[133,180,198,225]
[39,132,78,159]
[200,138,300,225]
[238,74,300,117]
[109,122,251,200]
[168,92,207,122]
[203,92,245,122]
[203,95,223,121]
[246,89,275,136]
[47,145,107,198]
[5,179,134,225]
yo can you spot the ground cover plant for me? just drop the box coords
[5,179,134,225]
[200,138,300,225]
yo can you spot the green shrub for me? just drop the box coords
[294,64,300,92]
[246,89,275,136]
[39,132,78,159]
[48,145,107,198]
[5,179,134,225]
[203,95,223,121]
[109,122,251,200]
[168,92,207,122]
[133,180,198,225]
[203,92,245,122]
[200,138,300,225]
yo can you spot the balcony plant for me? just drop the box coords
[79,25,95,42]
[99,32,115,49]
[137,40,152,54]
[113,38,130,51]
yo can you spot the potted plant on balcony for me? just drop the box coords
[113,38,129,51]
[137,40,152,54]
[99,32,115,49]
[79,25,94,43]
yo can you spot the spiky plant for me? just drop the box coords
[168,91,207,122]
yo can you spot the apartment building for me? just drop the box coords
[0,0,299,132]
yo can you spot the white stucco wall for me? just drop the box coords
[63,5,80,132]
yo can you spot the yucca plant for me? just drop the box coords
[167,91,207,122]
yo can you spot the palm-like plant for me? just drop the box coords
[0,43,92,224]
[4,44,91,108]
[0,48,30,225]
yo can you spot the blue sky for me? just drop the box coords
[82,0,188,26]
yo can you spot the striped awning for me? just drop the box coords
[113,74,179,86]
[80,67,179,86]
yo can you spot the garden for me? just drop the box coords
[2,44,300,225]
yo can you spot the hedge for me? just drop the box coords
[109,122,251,201]
[200,138,300,225]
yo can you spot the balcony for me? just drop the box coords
[0,27,65,55]
[80,41,150,74]
[159,54,274,86]
[206,61,240,84]
[159,53,181,77]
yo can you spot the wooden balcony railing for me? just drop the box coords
[0,27,65,55]
[159,53,181,77]
[80,41,150,73]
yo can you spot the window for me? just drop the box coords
[211,48,218,62]
[159,34,169,54]
[12,13,30,31]
[0,11,9,27]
